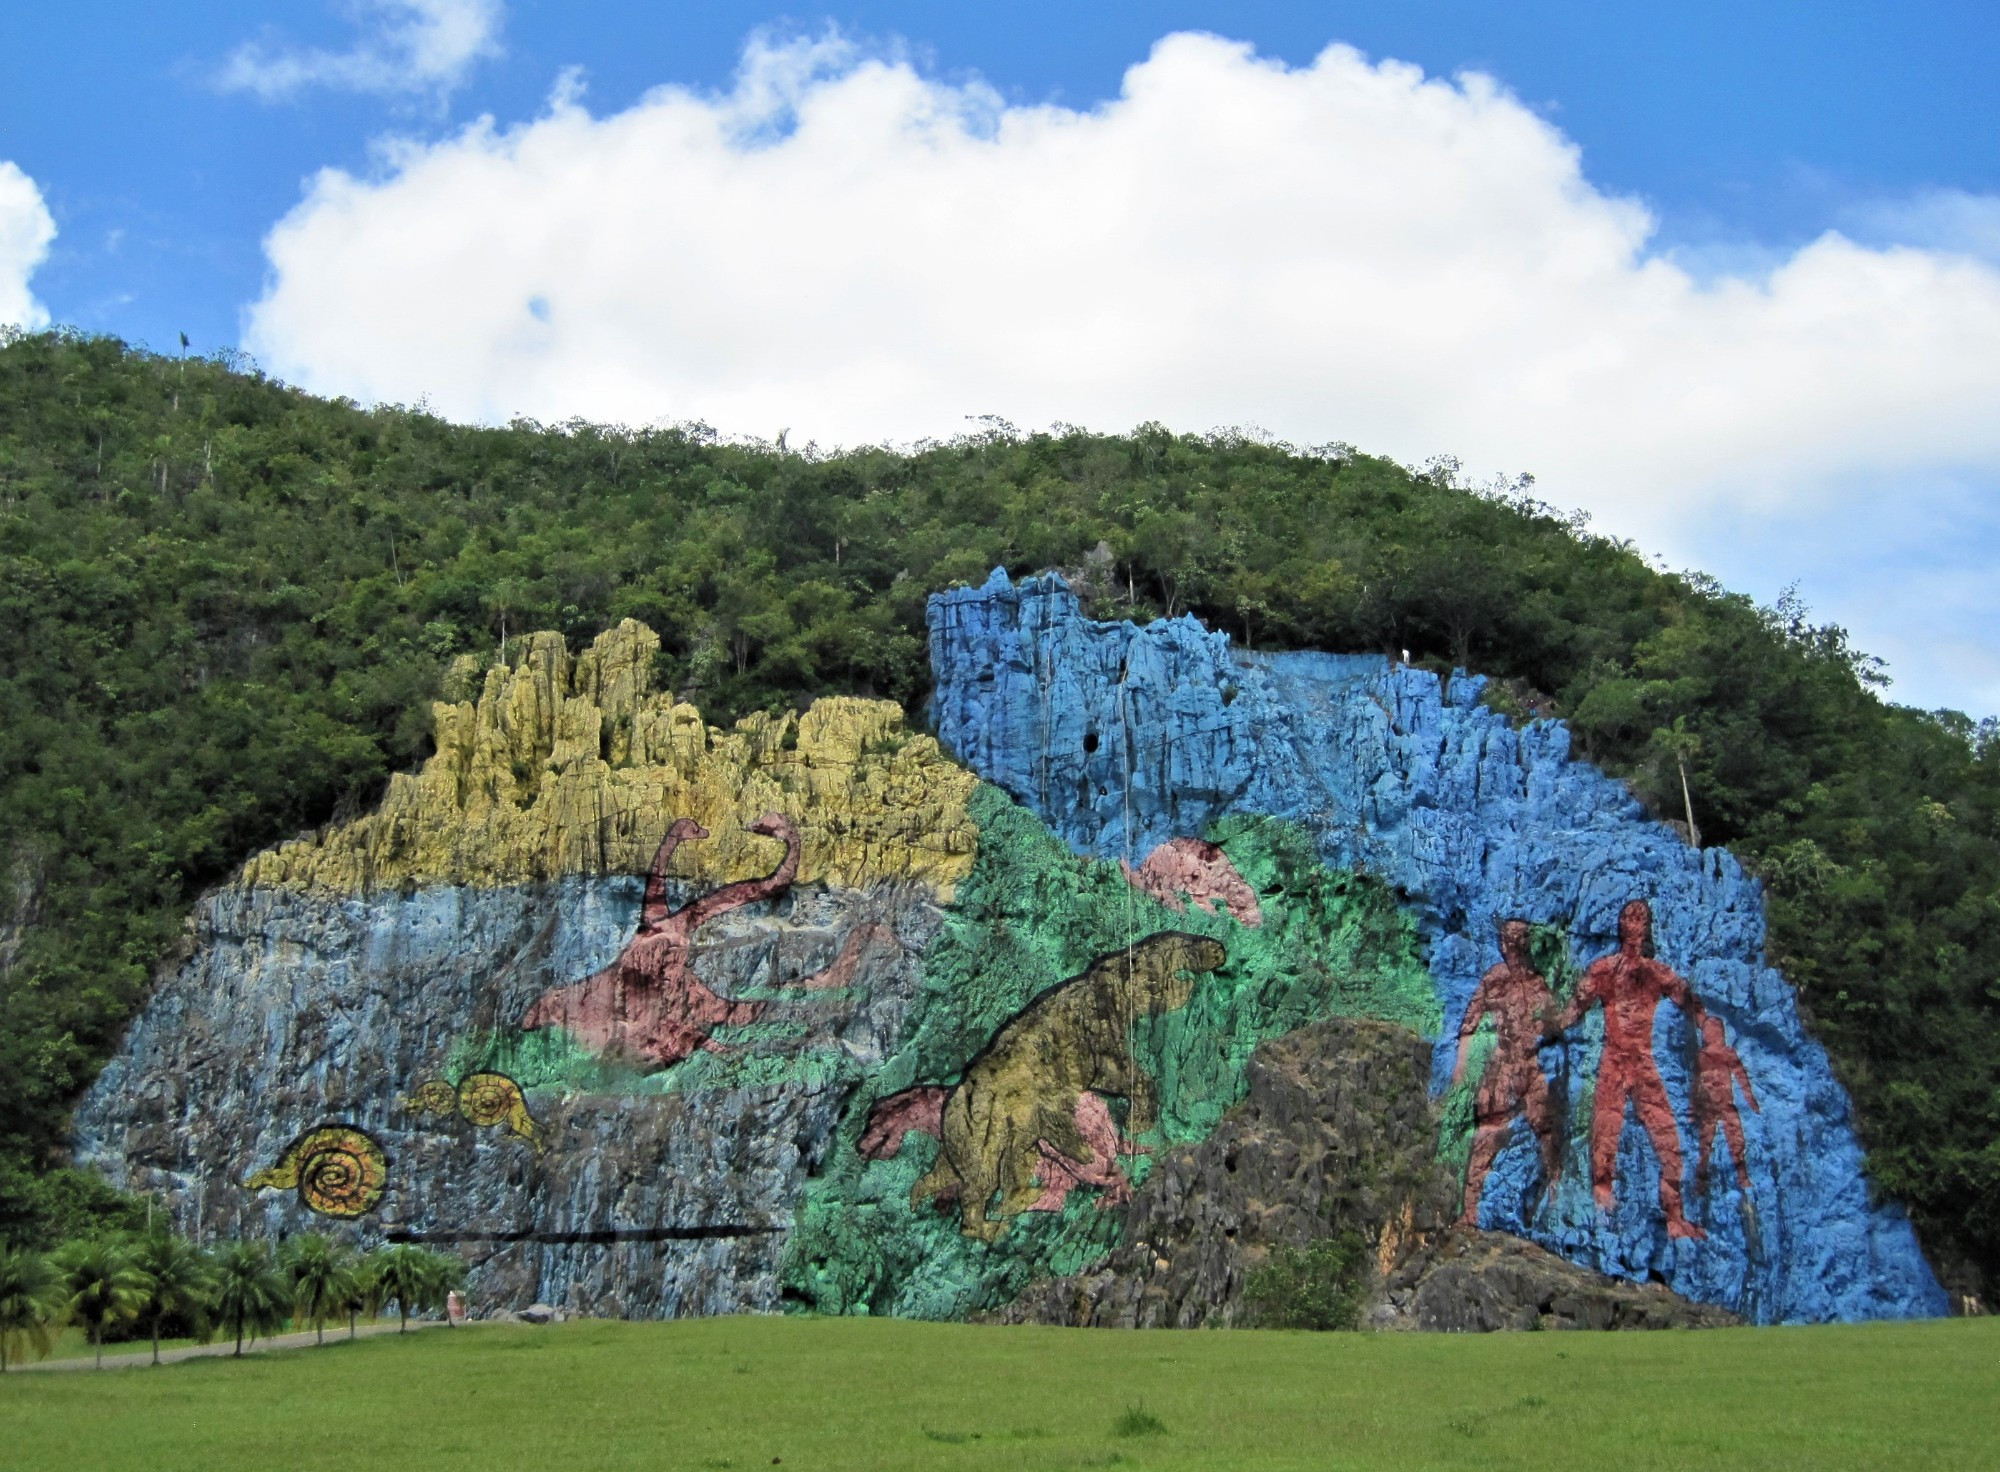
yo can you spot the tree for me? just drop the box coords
[130,1229,214,1366]
[368,1244,461,1332]
[211,1241,288,1358]
[1651,716,1705,848]
[284,1234,358,1348]
[342,1251,385,1340]
[0,1246,61,1371]
[51,1239,148,1369]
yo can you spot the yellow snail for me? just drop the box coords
[244,1125,388,1219]
[400,1071,542,1152]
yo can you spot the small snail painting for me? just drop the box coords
[401,1071,542,1152]
[243,1125,389,1219]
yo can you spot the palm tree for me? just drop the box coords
[0,1247,62,1371]
[283,1235,358,1348]
[369,1245,457,1333]
[51,1240,149,1370]
[342,1252,385,1340]
[130,1231,215,1366]
[211,1241,289,1358]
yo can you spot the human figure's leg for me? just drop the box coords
[1632,1069,1704,1238]
[1722,1108,1752,1190]
[1590,1073,1630,1211]
[1461,1116,1511,1226]
[1520,1067,1560,1195]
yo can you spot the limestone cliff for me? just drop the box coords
[74,590,1946,1328]
[928,570,1947,1324]
[240,619,977,899]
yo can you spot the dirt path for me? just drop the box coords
[17,1318,451,1372]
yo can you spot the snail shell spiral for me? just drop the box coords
[457,1072,541,1150]
[248,1125,389,1219]
[402,1080,458,1118]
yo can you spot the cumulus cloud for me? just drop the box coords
[0,162,55,331]
[243,30,2000,704]
[219,0,503,100]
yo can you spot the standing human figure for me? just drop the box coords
[1692,1013,1760,1193]
[1452,919,1561,1226]
[1562,899,1707,1240]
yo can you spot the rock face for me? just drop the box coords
[74,580,1945,1327]
[997,1018,1734,1332]
[929,571,1946,1323]
[74,632,969,1317]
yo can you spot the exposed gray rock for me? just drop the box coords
[1379,1228,1738,1331]
[1000,1017,1734,1331]
[73,874,939,1319]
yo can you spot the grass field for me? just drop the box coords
[2,1315,1995,1471]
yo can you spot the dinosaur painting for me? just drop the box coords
[519,813,800,1069]
[869,931,1227,1242]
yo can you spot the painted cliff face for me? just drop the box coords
[75,584,1945,1325]
[926,570,1946,1324]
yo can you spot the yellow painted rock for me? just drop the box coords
[236,619,979,899]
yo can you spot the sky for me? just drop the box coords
[3,2,1998,714]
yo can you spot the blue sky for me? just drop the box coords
[3,3,1999,712]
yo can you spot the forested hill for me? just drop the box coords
[1,328,1995,1293]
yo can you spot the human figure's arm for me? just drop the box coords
[1731,1046,1760,1112]
[1557,965,1602,1030]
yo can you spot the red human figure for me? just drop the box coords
[1562,899,1706,1240]
[520,812,800,1068]
[1692,1013,1760,1193]
[1452,919,1561,1226]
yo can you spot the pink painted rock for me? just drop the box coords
[1028,1092,1149,1212]
[1121,838,1262,927]
[858,1086,949,1160]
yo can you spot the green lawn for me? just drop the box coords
[2,1315,1995,1471]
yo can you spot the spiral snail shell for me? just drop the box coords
[454,1072,541,1150]
[243,1125,389,1219]
[400,1079,459,1119]
[400,1071,542,1152]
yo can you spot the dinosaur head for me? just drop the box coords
[746,811,795,841]
[667,817,710,842]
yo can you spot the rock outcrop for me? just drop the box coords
[929,571,1946,1323]
[997,1018,1734,1331]
[74,580,1945,1327]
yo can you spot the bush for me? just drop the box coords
[1244,1232,1367,1331]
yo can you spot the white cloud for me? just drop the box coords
[0,162,55,331]
[243,31,2000,706]
[219,0,503,100]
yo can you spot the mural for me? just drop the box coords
[925,571,1948,1322]
[72,588,1948,1326]
[1121,839,1263,926]
[519,813,801,1067]
[899,932,1226,1241]
[1562,899,1707,1239]
[1451,919,1561,1228]
[402,1072,543,1152]
[1693,1013,1760,1195]
[244,1126,389,1219]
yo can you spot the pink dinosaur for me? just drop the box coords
[520,813,800,1069]
[1121,838,1262,927]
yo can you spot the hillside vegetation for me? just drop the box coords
[0,329,1994,1293]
